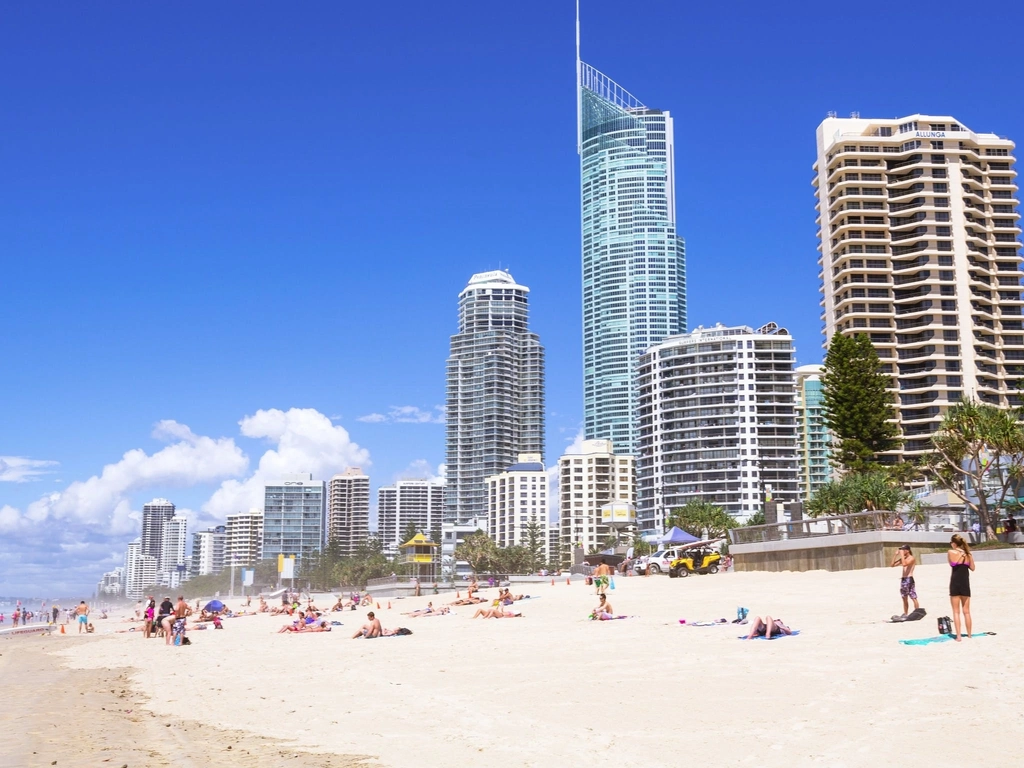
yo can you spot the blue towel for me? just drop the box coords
[739,630,800,640]
[899,632,995,646]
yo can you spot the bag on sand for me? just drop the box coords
[937,616,952,635]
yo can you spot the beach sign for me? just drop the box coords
[279,555,295,580]
[242,568,255,587]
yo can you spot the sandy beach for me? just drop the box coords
[7,562,1024,767]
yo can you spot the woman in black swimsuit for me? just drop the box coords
[948,534,976,642]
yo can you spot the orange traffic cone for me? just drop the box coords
[376,602,380,609]
[60,625,65,634]
[456,591,461,598]
[388,602,392,610]
[566,577,570,585]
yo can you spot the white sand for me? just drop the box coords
[59,562,1024,767]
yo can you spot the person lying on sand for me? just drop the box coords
[498,589,526,604]
[352,611,383,638]
[403,602,440,616]
[294,621,331,633]
[412,607,449,617]
[471,607,522,619]
[449,596,484,606]
[745,615,792,639]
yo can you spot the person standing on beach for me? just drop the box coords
[75,601,89,634]
[948,534,976,642]
[593,560,612,595]
[890,545,919,617]
[52,603,60,624]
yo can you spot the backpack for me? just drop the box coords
[937,616,952,635]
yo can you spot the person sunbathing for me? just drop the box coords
[466,579,479,598]
[412,607,450,617]
[449,595,484,606]
[352,611,383,638]
[277,611,307,633]
[403,602,436,616]
[745,615,792,639]
[300,621,331,633]
[471,607,522,619]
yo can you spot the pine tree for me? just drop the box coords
[821,333,900,472]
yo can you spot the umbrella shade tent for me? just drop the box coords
[660,527,699,545]
[203,600,225,613]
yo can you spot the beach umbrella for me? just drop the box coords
[203,599,225,612]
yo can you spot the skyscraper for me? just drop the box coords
[445,270,545,524]
[378,480,446,558]
[262,474,326,561]
[327,467,370,556]
[795,364,830,501]
[814,114,1022,459]
[158,515,188,588]
[636,323,800,531]
[577,20,686,453]
[190,526,226,577]
[140,498,175,561]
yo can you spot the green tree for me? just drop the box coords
[923,399,1024,539]
[402,520,420,544]
[666,498,736,539]
[821,333,900,472]
[523,521,546,572]
[455,530,498,574]
[744,510,766,526]
[495,545,531,574]
[807,471,912,517]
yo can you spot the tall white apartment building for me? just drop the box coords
[558,439,635,558]
[815,114,1023,458]
[124,540,158,600]
[157,515,189,588]
[327,467,371,556]
[225,508,263,568]
[486,453,549,560]
[636,323,800,530]
[190,526,226,577]
[378,480,446,558]
[140,498,175,562]
[262,474,326,562]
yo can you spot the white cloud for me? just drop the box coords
[396,460,446,484]
[203,408,370,518]
[357,405,445,424]
[0,456,59,483]
[151,419,199,443]
[1,423,248,536]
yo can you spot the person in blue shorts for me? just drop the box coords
[75,601,90,634]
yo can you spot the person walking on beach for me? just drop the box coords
[593,560,612,595]
[890,545,920,617]
[948,534,976,642]
[75,601,89,634]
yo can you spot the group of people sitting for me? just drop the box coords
[330,592,374,612]
[277,610,333,633]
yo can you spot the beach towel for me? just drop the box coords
[680,619,728,626]
[899,632,996,646]
[739,631,800,640]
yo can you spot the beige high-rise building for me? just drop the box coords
[327,468,370,556]
[485,453,549,561]
[815,115,1022,459]
[225,508,263,567]
[558,440,635,560]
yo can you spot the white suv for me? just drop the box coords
[635,549,679,574]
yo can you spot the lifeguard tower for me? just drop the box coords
[399,532,439,581]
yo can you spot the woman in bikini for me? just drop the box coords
[948,534,976,641]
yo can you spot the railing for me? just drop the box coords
[730,509,963,545]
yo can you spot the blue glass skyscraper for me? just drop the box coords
[577,27,686,454]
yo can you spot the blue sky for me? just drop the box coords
[2,1,1023,596]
